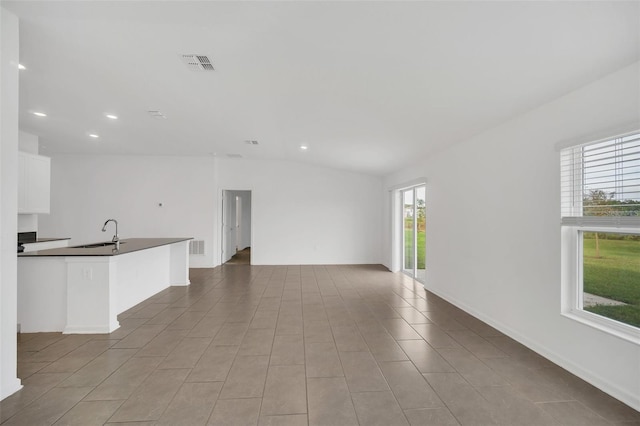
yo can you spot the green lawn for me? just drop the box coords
[583,237,640,327]
[404,229,425,270]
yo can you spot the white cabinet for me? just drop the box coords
[18,152,50,214]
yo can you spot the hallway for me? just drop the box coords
[2,265,638,425]
[225,247,251,265]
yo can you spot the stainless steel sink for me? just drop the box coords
[74,241,126,249]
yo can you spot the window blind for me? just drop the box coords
[561,131,640,226]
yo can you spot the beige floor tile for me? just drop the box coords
[219,355,270,399]
[305,341,344,378]
[2,386,93,426]
[394,308,431,325]
[397,339,455,373]
[112,324,166,349]
[24,335,94,363]
[380,361,444,409]
[261,365,307,416]
[84,356,162,401]
[411,324,462,349]
[53,400,123,425]
[351,391,409,426]
[436,348,507,387]
[11,266,637,426]
[158,336,212,369]
[259,414,308,426]
[403,407,460,425]
[447,330,508,359]
[156,382,223,425]
[127,303,170,319]
[339,351,389,392]
[167,310,208,330]
[307,377,358,426]
[188,316,226,338]
[0,372,71,422]
[276,315,304,336]
[58,348,137,388]
[209,398,262,425]
[380,318,424,340]
[135,329,190,357]
[212,323,249,345]
[39,340,117,374]
[271,335,305,366]
[145,307,187,325]
[360,332,409,362]
[539,400,613,426]
[17,361,52,379]
[238,328,276,356]
[477,385,560,425]
[188,344,239,382]
[303,320,333,343]
[331,325,368,352]
[424,372,499,425]
[108,368,190,422]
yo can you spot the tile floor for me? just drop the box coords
[2,264,639,425]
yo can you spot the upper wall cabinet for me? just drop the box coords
[18,152,51,214]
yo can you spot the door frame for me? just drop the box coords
[218,188,253,266]
[389,179,426,281]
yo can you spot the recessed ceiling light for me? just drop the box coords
[18,64,26,70]
[300,145,309,151]
[32,112,47,117]
[105,114,118,120]
[88,133,99,138]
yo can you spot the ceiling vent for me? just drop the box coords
[147,110,166,119]
[180,54,215,71]
[227,154,243,158]
[244,140,259,145]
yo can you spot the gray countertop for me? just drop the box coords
[18,237,192,257]
[21,237,71,244]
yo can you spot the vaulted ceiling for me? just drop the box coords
[4,1,639,175]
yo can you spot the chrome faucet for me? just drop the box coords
[101,219,120,250]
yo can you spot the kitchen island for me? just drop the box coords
[18,237,191,334]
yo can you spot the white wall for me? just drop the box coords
[383,62,640,410]
[18,131,38,154]
[39,155,217,268]
[0,6,23,400]
[40,155,382,268]
[215,158,382,265]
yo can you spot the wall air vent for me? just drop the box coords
[180,54,215,71]
[147,110,167,119]
[227,154,243,158]
[189,240,205,255]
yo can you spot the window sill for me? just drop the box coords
[562,310,640,346]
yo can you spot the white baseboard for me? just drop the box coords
[0,379,23,401]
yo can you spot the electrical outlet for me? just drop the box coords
[82,267,93,280]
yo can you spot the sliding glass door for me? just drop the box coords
[402,185,426,282]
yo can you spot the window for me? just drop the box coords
[560,131,640,343]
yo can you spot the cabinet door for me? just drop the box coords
[18,153,27,212]
[18,152,51,214]
[27,155,50,213]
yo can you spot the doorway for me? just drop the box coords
[401,185,426,282]
[221,190,252,265]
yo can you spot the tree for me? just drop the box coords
[583,189,615,258]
